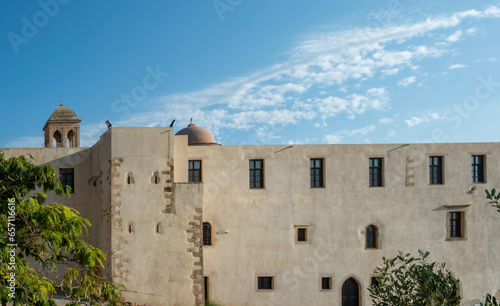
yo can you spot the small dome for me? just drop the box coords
[175,122,217,145]
[47,104,80,122]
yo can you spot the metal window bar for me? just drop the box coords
[310,159,324,188]
[472,155,484,183]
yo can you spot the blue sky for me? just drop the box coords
[1,1,500,147]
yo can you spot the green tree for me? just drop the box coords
[368,250,460,306]
[480,189,500,306]
[0,152,124,305]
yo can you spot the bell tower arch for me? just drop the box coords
[43,102,82,148]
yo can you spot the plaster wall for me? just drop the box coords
[106,128,203,305]
[187,142,500,306]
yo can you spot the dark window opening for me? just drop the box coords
[366,225,377,249]
[449,211,463,238]
[322,277,332,290]
[297,228,307,242]
[472,155,485,183]
[258,276,273,290]
[310,158,324,188]
[59,168,74,193]
[204,277,209,301]
[429,156,443,184]
[369,158,383,187]
[371,276,380,288]
[249,159,264,188]
[189,160,202,183]
[203,222,212,246]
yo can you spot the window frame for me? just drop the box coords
[471,155,486,183]
[294,225,310,244]
[203,222,213,247]
[310,158,324,188]
[249,159,264,189]
[429,156,444,185]
[188,160,202,183]
[257,276,274,290]
[369,158,383,187]
[447,211,466,241]
[59,168,75,193]
[365,224,379,249]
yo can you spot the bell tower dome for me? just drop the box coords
[43,102,81,148]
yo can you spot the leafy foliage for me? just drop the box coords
[482,294,499,306]
[485,188,500,213]
[368,250,460,306]
[0,152,124,305]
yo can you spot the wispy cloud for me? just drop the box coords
[398,76,416,87]
[90,6,500,145]
[449,64,467,69]
[446,30,463,42]
[405,113,440,127]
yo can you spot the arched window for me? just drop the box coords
[126,173,134,185]
[203,222,212,246]
[53,130,62,148]
[67,130,76,147]
[366,225,378,249]
[151,171,160,184]
[342,277,359,306]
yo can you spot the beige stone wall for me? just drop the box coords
[106,128,203,305]
[188,142,500,306]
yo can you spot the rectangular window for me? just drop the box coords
[471,155,485,183]
[188,160,202,183]
[310,158,324,188]
[249,159,264,188]
[321,277,332,290]
[59,168,74,193]
[297,228,307,242]
[449,211,463,238]
[429,156,443,184]
[369,158,383,187]
[257,276,273,290]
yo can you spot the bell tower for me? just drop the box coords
[43,102,81,148]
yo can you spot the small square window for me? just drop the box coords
[59,168,74,193]
[321,277,332,290]
[257,276,273,290]
[295,225,309,244]
[297,228,307,242]
[249,159,264,188]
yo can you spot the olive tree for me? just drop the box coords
[368,250,460,306]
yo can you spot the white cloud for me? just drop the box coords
[404,113,440,127]
[315,88,389,119]
[324,134,343,144]
[446,30,463,42]
[466,27,477,35]
[84,6,500,144]
[382,68,399,76]
[448,64,467,69]
[379,118,393,124]
[345,125,376,136]
[405,116,428,127]
[398,76,416,87]
[489,57,498,62]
